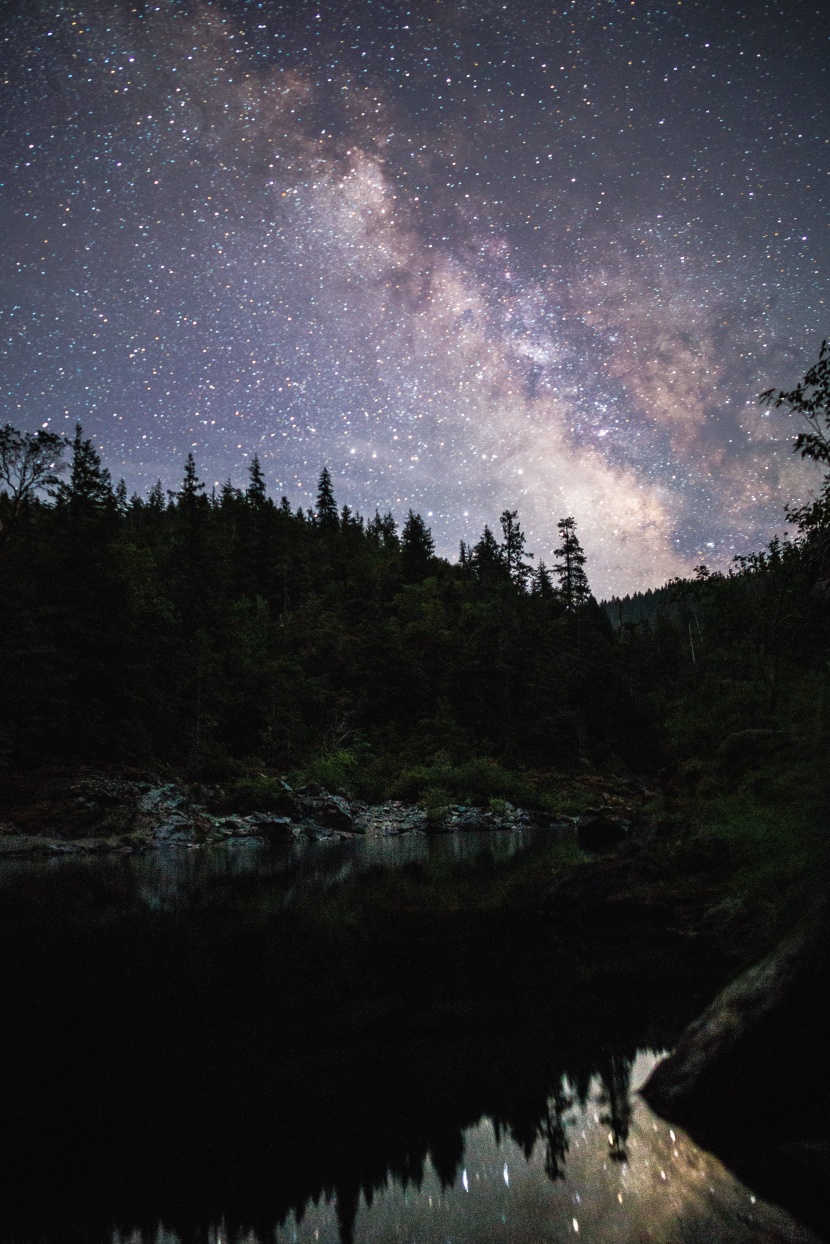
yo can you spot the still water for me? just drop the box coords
[0,834,820,1244]
[266,1055,817,1244]
[0,824,546,906]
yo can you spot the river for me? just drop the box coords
[0,831,819,1244]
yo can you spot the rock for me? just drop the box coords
[576,808,630,852]
[641,920,824,1121]
[295,791,353,831]
[640,913,830,1237]
[138,785,185,814]
[245,812,294,842]
[448,807,490,831]
[353,802,428,836]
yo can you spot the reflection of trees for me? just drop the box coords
[596,1053,634,1163]
[0,881,695,1244]
[429,1124,465,1190]
[335,1182,360,1244]
[542,1080,573,1181]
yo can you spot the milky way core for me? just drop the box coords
[1,0,828,594]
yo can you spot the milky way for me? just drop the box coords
[1,0,828,594]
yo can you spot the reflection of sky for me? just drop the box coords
[264,1052,817,1244]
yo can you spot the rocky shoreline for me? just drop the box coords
[0,769,596,858]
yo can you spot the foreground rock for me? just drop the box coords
[642,910,830,1238]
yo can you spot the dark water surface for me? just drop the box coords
[0,834,819,1244]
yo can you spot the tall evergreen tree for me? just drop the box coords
[368,510,398,548]
[247,455,267,509]
[401,510,435,581]
[114,478,128,515]
[554,516,590,610]
[176,452,206,518]
[147,480,165,512]
[60,423,113,514]
[499,509,533,590]
[315,466,339,530]
[470,524,506,586]
[532,560,555,601]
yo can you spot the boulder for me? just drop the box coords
[353,802,428,835]
[448,806,490,831]
[245,812,294,842]
[295,792,353,831]
[640,912,830,1236]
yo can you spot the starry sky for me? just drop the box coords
[1,0,828,595]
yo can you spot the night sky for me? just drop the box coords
[1,0,828,595]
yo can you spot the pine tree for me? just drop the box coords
[499,509,534,590]
[368,510,398,548]
[247,455,267,509]
[532,560,555,600]
[316,466,339,530]
[176,452,206,518]
[147,480,165,512]
[114,478,128,515]
[554,516,590,610]
[60,423,113,514]
[401,510,435,581]
[470,524,506,586]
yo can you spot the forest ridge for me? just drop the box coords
[1,342,829,805]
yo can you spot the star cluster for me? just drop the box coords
[1,0,828,593]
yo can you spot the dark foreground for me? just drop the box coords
[0,837,826,1244]
[0,841,741,1244]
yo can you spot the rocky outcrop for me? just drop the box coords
[642,916,828,1119]
[0,771,578,856]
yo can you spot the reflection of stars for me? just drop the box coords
[270,1051,807,1243]
[1,0,827,594]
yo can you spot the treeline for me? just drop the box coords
[0,424,664,795]
[3,335,830,806]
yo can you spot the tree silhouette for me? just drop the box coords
[0,423,66,546]
[554,517,590,610]
[316,466,339,530]
[59,423,113,515]
[761,338,830,464]
[247,455,268,509]
[401,509,435,581]
[499,509,534,590]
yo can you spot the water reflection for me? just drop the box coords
[108,1056,818,1244]
[0,825,548,909]
[0,835,814,1244]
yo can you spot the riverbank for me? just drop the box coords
[1,763,819,966]
[0,764,575,848]
[3,759,828,1240]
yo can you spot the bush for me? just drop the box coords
[391,755,533,806]
[298,749,360,794]
[224,774,293,814]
